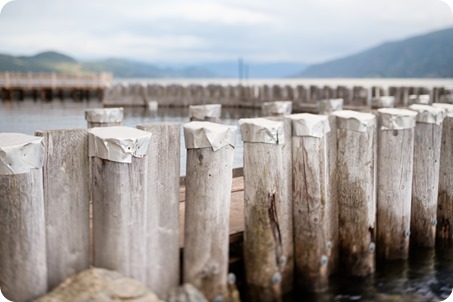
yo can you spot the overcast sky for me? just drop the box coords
[0,0,452,64]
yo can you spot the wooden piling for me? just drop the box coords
[35,129,90,290]
[325,113,339,274]
[409,104,446,247]
[432,104,453,240]
[0,133,48,302]
[261,101,292,117]
[265,116,294,295]
[376,109,417,259]
[189,104,222,123]
[239,118,286,301]
[136,123,180,298]
[85,108,124,128]
[183,122,236,301]
[333,110,376,276]
[90,126,151,283]
[290,114,332,292]
[317,98,343,115]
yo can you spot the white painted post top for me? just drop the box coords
[409,94,430,105]
[239,118,285,145]
[289,113,331,138]
[85,108,124,123]
[433,103,453,117]
[189,104,222,120]
[409,104,446,125]
[372,96,395,108]
[183,121,236,151]
[262,101,292,116]
[377,108,417,130]
[0,133,44,175]
[332,110,376,133]
[317,98,344,113]
[88,126,151,163]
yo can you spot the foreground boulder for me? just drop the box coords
[36,268,163,302]
[166,284,208,302]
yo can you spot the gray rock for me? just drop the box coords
[36,268,163,302]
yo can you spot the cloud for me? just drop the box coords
[0,0,451,63]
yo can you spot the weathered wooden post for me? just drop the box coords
[432,104,453,240]
[371,96,395,109]
[239,118,287,301]
[409,104,445,247]
[189,104,222,123]
[35,129,90,290]
[290,114,332,292]
[264,116,294,295]
[0,133,48,302]
[90,126,151,283]
[376,109,417,259]
[261,101,292,116]
[85,107,124,128]
[136,123,180,298]
[333,110,376,276]
[317,98,343,115]
[183,122,236,301]
[325,112,339,274]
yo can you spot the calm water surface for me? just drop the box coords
[0,99,260,174]
[1,99,452,301]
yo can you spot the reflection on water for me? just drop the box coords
[287,244,453,302]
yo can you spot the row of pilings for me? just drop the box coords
[1,103,452,301]
[103,82,453,110]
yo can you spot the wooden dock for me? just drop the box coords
[0,72,112,101]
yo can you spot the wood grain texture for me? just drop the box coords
[265,116,293,294]
[377,128,414,259]
[243,142,284,302]
[292,135,329,292]
[437,116,453,240]
[0,169,48,302]
[137,123,180,298]
[411,123,443,247]
[326,115,339,273]
[92,156,147,283]
[36,129,90,290]
[337,126,376,276]
[183,146,234,301]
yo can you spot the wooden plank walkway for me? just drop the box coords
[179,177,245,248]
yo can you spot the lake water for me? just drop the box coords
[1,98,452,301]
[0,98,260,174]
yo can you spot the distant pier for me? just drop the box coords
[103,81,453,112]
[0,72,112,101]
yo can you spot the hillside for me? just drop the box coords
[0,52,214,78]
[298,27,453,78]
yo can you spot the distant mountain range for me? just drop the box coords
[1,26,452,78]
[298,27,453,78]
[0,51,306,78]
